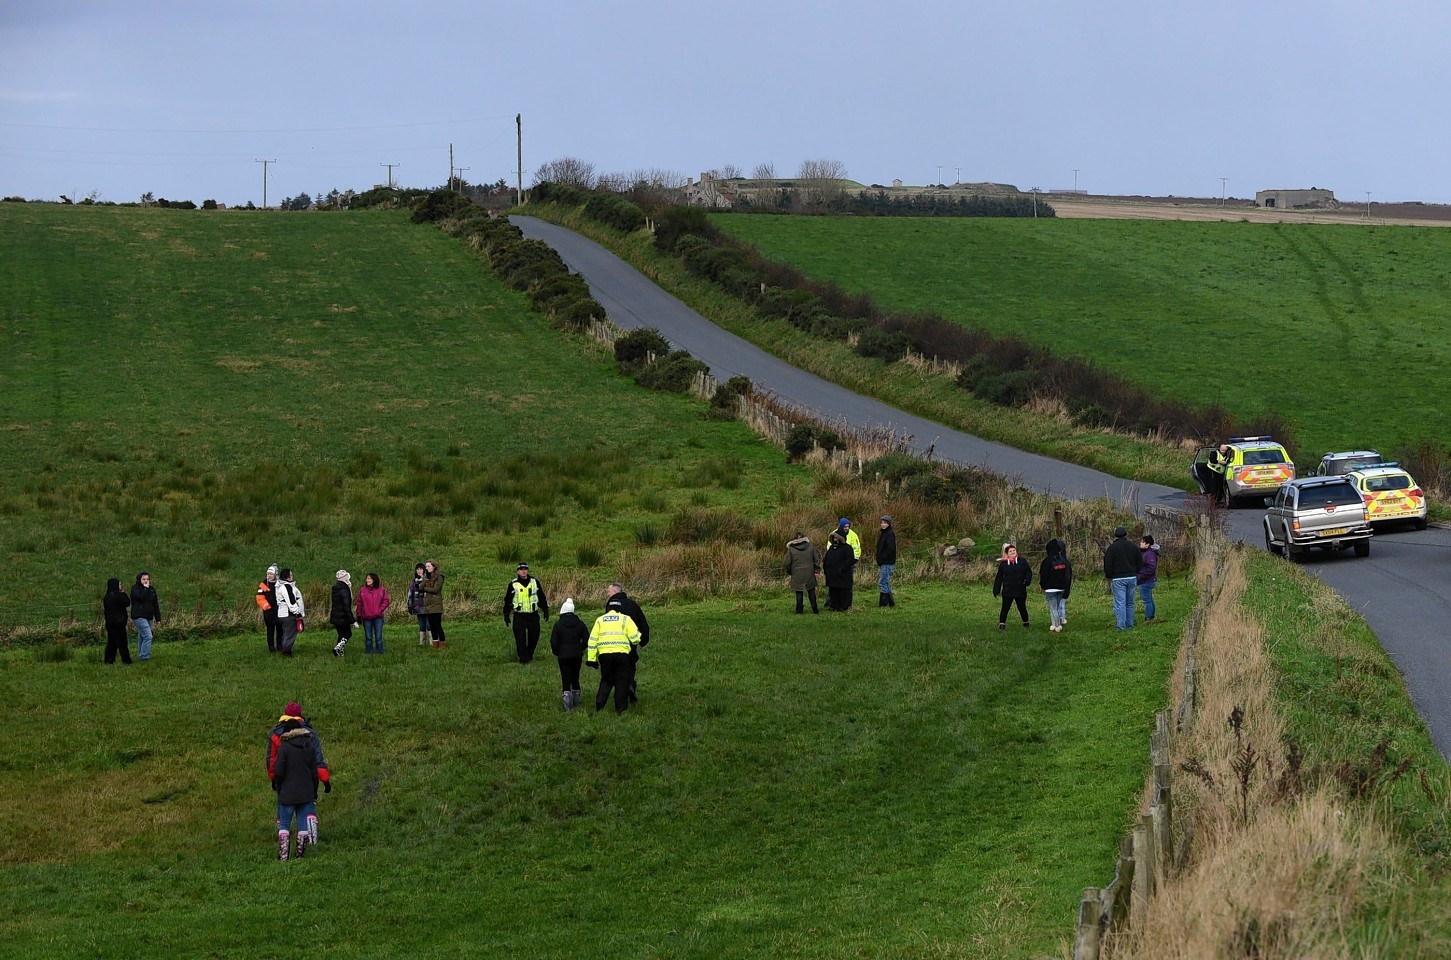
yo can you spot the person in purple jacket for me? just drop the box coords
[1137,534,1160,623]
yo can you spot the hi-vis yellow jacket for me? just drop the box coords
[587,611,641,663]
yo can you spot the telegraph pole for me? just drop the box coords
[1364,191,1372,219]
[255,159,276,209]
[516,113,523,205]
[449,143,454,192]
[1073,168,1079,193]
[380,162,399,189]
[456,167,469,195]
[1220,177,1228,206]
[955,166,961,185]
[936,165,942,187]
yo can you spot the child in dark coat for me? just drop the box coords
[270,716,320,861]
[992,543,1034,630]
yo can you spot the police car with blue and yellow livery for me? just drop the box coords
[1345,461,1428,530]
[1191,436,1296,507]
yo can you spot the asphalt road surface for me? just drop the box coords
[514,216,1451,761]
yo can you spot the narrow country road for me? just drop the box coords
[514,216,1451,761]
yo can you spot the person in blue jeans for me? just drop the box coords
[129,571,161,661]
[875,516,897,607]
[1137,535,1160,622]
[1102,526,1142,631]
[270,716,321,861]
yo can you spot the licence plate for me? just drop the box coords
[1318,527,1350,537]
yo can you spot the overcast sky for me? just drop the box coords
[3,0,1447,206]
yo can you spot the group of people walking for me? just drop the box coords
[527,572,652,716]
[785,516,896,614]
[992,526,1160,632]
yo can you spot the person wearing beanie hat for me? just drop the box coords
[502,562,550,664]
[834,517,862,561]
[274,568,305,656]
[1103,526,1143,631]
[102,577,132,664]
[256,564,281,654]
[329,570,356,657]
[875,516,897,608]
[266,699,332,857]
[549,597,589,711]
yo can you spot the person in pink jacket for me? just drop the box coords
[355,572,392,654]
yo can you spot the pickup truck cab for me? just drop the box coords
[1263,476,1373,563]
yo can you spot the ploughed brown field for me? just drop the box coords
[1047,194,1451,226]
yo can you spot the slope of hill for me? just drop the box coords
[715,213,1451,459]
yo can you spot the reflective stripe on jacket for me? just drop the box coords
[587,611,640,663]
[509,578,540,613]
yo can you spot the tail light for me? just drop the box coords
[1410,487,1424,498]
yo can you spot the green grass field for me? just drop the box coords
[714,214,1451,460]
[0,202,1191,957]
[1,584,1188,959]
[0,204,802,627]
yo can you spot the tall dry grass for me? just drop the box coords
[1106,543,1417,959]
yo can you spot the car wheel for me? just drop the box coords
[1287,532,1306,563]
[1354,540,1370,558]
[1414,518,1428,531]
[1264,525,1284,557]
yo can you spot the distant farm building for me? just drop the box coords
[1255,188,1336,209]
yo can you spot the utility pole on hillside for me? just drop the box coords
[936,165,942,187]
[1074,168,1079,193]
[449,143,454,192]
[380,162,399,189]
[1365,191,1372,219]
[955,166,961,185]
[255,159,276,209]
[1220,177,1228,206]
[456,167,469,195]
[516,114,523,206]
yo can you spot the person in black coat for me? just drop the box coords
[129,571,161,661]
[875,515,897,607]
[330,570,355,656]
[102,577,132,664]
[549,598,589,711]
[606,583,649,703]
[822,532,858,612]
[270,719,320,861]
[992,542,1034,630]
[1038,538,1074,633]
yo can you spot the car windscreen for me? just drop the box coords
[1364,475,1412,493]
[1329,457,1380,475]
[1298,484,1364,508]
[1242,449,1287,465]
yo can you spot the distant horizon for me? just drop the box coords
[7,2,1449,208]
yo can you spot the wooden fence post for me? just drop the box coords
[1130,817,1151,927]
[1112,833,1135,927]
[1073,888,1103,960]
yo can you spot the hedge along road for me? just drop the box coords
[513,216,1451,761]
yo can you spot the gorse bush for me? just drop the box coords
[614,328,671,366]
[583,193,646,233]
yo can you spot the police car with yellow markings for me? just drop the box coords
[1345,461,1428,530]
[1191,436,1295,507]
